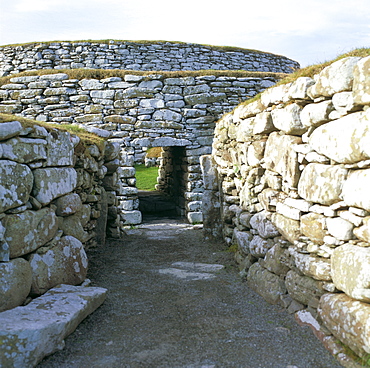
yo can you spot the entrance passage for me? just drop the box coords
[137,146,187,220]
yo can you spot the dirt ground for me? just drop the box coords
[37,218,342,368]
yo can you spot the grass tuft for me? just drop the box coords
[134,164,159,191]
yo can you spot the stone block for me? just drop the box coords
[308,57,361,98]
[120,210,142,225]
[285,270,325,308]
[32,167,78,206]
[271,103,306,135]
[0,120,22,141]
[264,132,301,187]
[300,100,333,128]
[0,258,32,312]
[331,244,370,302]
[187,211,203,224]
[271,213,301,244]
[0,160,33,212]
[55,193,82,216]
[353,55,370,105]
[342,169,370,211]
[260,244,290,276]
[247,262,286,305]
[28,235,88,295]
[326,217,354,241]
[200,155,218,190]
[249,211,280,239]
[0,284,107,368]
[298,163,348,205]
[46,130,75,166]
[309,109,370,164]
[318,293,370,358]
[2,208,58,258]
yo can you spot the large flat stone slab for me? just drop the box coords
[0,284,107,368]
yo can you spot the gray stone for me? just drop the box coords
[298,164,348,205]
[200,155,218,191]
[28,235,88,295]
[46,130,75,166]
[249,211,280,238]
[0,137,47,163]
[0,284,107,368]
[55,193,83,216]
[260,244,290,276]
[271,213,301,244]
[331,244,370,302]
[249,235,274,258]
[120,210,142,225]
[0,258,32,312]
[0,160,33,212]
[285,270,325,308]
[58,215,91,243]
[300,100,334,128]
[233,229,253,255]
[0,121,22,141]
[2,208,58,258]
[32,167,78,205]
[318,293,370,358]
[247,262,287,305]
[187,212,203,224]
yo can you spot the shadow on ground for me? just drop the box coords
[38,218,342,368]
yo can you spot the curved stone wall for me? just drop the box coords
[0,71,283,224]
[206,55,370,365]
[0,40,300,76]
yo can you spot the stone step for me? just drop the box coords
[0,284,107,368]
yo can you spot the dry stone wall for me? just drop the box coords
[0,40,299,76]
[0,71,281,223]
[0,119,122,313]
[207,55,370,364]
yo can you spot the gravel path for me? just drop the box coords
[38,218,342,368]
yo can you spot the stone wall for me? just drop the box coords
[0,71,282,223]
[0,119,123,313]
[0,40,300,76]
[207,56,370,364]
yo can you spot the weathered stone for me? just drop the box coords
[46,129,75,166]
[308,57,361,98]
[28,235,88,295]
[253,112,275,135]
[2,208,58,258]
[0,258,32,312]
[200,155,218,191]
[0,121,22,141]
[353,56,370,105]
[260,244,290,276]
[187,212,203,224]
[342,169,370,211]
[331,244,370,302]
[318,293,370,358]
[247,262,287,304]
[300,213,326,245]
[249,235,274,258]
[32,167,78,205]
[271,213,301,244]
[326,217,354,241]
[289,248,331,281]
[298,164,348,205]
[120,210,142,225]
[271,103,306,135]
[285,270,325,307]
[0,284,107,368]
[354,216,370,242]
[58,215,91,243]
[55,193,82,216]
[288,77,315,100]
[249,211,280,238]
[0,137,47,163]
[309,109,370,164]
[247,139,266,167]
[202,190,223,241]
[300,100,334,127]
[0,160,33,212]
[264,132,301,187]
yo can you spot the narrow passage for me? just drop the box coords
[38,219,342,368]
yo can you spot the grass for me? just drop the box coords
[0,113,106,152]
[0,68,287,87]
[134,164,159,191]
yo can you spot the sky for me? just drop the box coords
[0,0,369,68]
